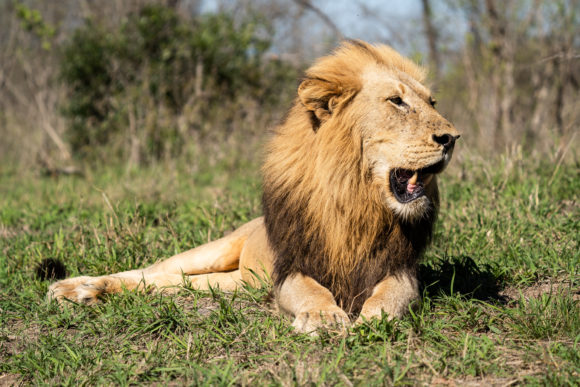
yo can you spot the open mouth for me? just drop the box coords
[389,159,446,203]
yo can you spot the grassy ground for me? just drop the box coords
[0,151,578,385]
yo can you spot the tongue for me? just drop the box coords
[407,172,419,193]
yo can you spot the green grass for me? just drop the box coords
[1,153,578,385]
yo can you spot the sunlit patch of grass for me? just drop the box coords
[1,153,578,384]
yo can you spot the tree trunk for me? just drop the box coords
[421,0,440,80]
[485,0,515,148]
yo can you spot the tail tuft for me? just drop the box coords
[36,258,67,281]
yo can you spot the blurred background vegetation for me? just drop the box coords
[0,0,578,176]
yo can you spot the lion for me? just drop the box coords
[47,40,460,333]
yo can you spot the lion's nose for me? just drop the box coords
[432,134,459,150]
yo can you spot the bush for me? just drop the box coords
[60,4,298,163]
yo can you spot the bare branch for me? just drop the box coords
[294,0,344,40]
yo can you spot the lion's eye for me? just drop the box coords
[387,96,405,106]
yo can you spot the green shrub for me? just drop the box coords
[60,4,298,163]
[60,23,119,153]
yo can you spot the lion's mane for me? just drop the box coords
[262,41,438,316]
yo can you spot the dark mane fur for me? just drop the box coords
[263,184,437,316]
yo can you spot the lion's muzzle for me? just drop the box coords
[389,155,450,204]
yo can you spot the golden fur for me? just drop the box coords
[47,41,459,334]
[263,41,459,315]
[265,42,428,268]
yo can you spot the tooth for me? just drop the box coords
[408,172,418,185]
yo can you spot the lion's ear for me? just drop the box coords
[298,79,341,131]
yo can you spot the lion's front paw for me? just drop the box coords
[354,306,398,325]
[355,297,417,325]
[47,276,107,305]
[292,307,351,334]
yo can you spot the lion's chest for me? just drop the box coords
[314,227,424,315]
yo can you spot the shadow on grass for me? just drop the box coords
[419,255,507,302]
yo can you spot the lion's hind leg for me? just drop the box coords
[47,271,183,304]
[48,270,244,304]
[186,270,242,292]
[47,218,264,304]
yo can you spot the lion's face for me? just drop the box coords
[353,65,460,220]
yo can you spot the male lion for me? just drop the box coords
[48,41,460,333]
